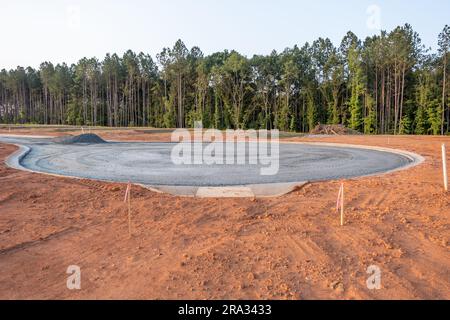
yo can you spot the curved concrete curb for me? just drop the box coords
[143,181,309,198]
[5,144,33,172]
[1,137,424,198]
[0,134,55,139]
[282,141,425,177]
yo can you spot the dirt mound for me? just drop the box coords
[53,134,107,144]
[310,124,362,135]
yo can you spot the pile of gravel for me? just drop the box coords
[53,134,107,144]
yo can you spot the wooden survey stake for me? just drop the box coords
[124,182,132,237]
[336,183,344,226]
[443,144,448,192]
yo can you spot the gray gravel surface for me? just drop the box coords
[0,136,414,186]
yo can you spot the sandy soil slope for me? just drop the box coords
[0,128,448,299]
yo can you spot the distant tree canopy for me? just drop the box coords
[1,24,449,135]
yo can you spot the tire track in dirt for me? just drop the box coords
[0,227,78,256]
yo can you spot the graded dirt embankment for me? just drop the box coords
[0,128,448,299]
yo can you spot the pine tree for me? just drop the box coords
[306,92,317,131]
[427,99,442,135]
[348,45,364,131]
[0,27,449,135]
[364,94,377,134]
[414,106,427,134]
[289,114,297,132]
[399,114,412,134]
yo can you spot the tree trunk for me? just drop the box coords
[442,54,447,135]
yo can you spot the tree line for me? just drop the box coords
[1,24,449,134]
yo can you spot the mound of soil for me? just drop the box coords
[310,124,362,135]
[53,133,107,144]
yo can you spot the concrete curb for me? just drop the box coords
[281,141,425,177]
[144,181,309,198]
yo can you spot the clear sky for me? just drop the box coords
[1,0,449,70]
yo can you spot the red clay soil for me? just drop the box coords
[0,129,449,299]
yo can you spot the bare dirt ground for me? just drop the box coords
[0,127,449,300]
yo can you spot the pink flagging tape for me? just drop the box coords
[336,183,343,212]
[124,182,131,203]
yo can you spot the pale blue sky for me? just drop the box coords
[0,0,449,70]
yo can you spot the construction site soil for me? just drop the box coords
[0,127,448,299]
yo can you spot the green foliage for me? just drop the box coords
[306,93,317,130]
[276,103,290,131]
[364,94,377,134]
[163,96,176,128]
[414,106,427,134]
[399,115,412,134]
[348,45,364,131]
[427,99,442,135]
[289,114,297,132]
[0,25,448,135]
